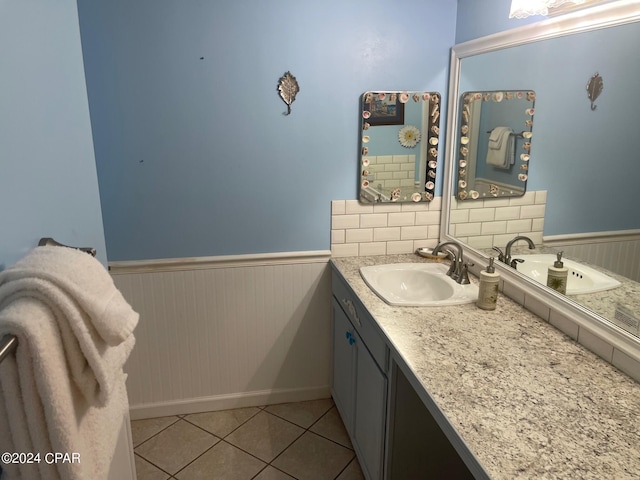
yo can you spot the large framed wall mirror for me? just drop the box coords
[359,91,441,203]
[441,2,640,358]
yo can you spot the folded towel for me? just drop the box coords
[0,299,131,480]
[486,127,515,169]
[0,246,138,405]
[1,246,137,345]
[0,247,138,479]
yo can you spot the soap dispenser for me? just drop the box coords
[547,251,568,294]
[477,257,500,310]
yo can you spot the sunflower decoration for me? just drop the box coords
[398,125,421,148]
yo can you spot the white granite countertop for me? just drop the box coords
[331,254,640,480]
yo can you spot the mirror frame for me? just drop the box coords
[440,0,640,362]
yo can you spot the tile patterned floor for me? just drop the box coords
[131,398,366,480]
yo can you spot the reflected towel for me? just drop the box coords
[486,127,515,169]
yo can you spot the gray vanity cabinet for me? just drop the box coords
[331,271,388,480]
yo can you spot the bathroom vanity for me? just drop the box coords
[331,254,640,480]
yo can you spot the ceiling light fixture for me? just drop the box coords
[509,0,587,18]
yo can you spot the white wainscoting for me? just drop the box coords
[110,251,332,420]
[544,230,640,283]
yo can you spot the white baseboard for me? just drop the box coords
[129,385,331,420]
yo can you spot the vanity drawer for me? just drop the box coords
[332,269,388,373]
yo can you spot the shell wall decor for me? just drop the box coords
[277,71,299,115]
[586,72,603,111]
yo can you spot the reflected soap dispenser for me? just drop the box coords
[477,257,500,310]
[547,251,568,294]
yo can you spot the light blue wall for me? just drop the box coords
[78,0,457,261]
[455,0,539,43]
[0,0,107,269]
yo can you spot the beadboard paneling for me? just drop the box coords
[112,254,332,419]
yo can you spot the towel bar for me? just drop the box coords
[0,238,97,364]
[0,335,17,364]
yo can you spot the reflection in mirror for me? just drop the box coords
[443,3,640,350]
[456,90,535,201]
[359,91,441,203]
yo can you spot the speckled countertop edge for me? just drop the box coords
[332,254,640,480]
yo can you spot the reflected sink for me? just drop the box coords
[359,263,479,307]
[513,254,621,295]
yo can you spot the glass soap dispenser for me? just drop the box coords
[477,257,500,310]
[547,251,568,294]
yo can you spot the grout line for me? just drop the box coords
[133,416,182,449]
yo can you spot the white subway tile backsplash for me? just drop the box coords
[359,242,387,256]
[466,235,494,250]
[415,211,441,225]
[345,200,373,214]
[387,240,414,254]
[520,204,546,219]
[331,200,346,215]
[373,203,402,213]
[494,206,521,221]
[524,294,550,322]
[345,228,373,243]
[456,222,482,236]
[509,191,536,206]
[549,311,579,340]
[388,212,416,226]
[331,230,345,244]
[612,349,640,383]
[506,219,532,234]
[331,243,359,257]
[578,328,614,363]
[401,225,429,240]
[469,208,495,222]
[374,227,402,242]
[535,190,547,204]
[449,209,470,224]
[332,214,359,229]
[481,221,507,235]
[360,213,388,228]
[330,191,545,260]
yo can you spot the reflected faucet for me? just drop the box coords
[494,235,536,268]
[432,241,471,284]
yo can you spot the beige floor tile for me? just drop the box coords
[265,398,334,428]
[336,457,366,480]
[135,419,219,474]
[185,406,261,437]
[272,431,355,480]
[225,411,304,462]
[175,441,265,480]
[134,454,170,480]
[130,416,180,447]
[253,465,296,480]
[309,406,352,448]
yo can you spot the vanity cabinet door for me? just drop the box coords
[354,340,387,480]
[331,297,387,480]
[331,298,356,432]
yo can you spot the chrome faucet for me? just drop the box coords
[432,241,471,284]
[493,235,535,268]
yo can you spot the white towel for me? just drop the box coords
[486,126,515,169]
[0,246,138,480]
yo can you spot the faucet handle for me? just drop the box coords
[458,262,474,285]
[492,246,506,263]
[510,258,525,269]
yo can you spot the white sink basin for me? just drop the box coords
[359,263,479,307]
[513,254,621,295]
